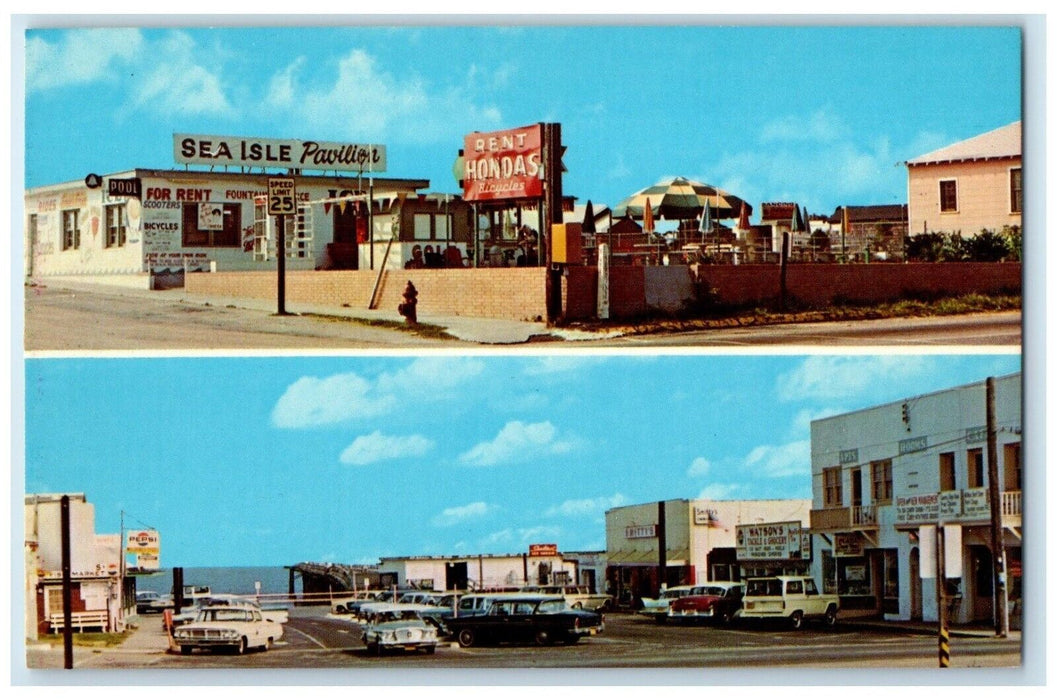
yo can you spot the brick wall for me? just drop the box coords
[186,268,548,322]
[697,262,1021,308]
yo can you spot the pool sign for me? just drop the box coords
[268,178,297,216]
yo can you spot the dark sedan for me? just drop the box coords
[446,595,604,647]
[667,582,744,624]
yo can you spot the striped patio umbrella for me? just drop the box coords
[613,176,751,221]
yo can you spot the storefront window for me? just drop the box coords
[883,549,899,600]
[62,209,80,250]
[182,203,240,247]
[413,213,432,240]
[821,551,837,595]
[105,203,127,248]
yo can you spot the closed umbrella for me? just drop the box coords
[582,200,596,234]
[643,197,655,234]
[737,200,751,232]
[614,176,751,220]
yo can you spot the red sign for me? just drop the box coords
[529,543,558,557]
[462,124,543,202]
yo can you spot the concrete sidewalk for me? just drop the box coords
[31,277,622,345]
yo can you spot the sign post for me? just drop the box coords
[268,177,296,315]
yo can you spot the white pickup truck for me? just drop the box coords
[740,575,839,629]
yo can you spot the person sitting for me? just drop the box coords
[405,244,424,269]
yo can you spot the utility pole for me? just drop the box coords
[61,495,73,670]
[986,377,1009,636]
[936,524,949,668]
[657,501,667,594]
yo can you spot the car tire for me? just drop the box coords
[264,637,273,651]
[824,606,838,629]
[655,615,668,625]
[789,611,804,630]
[335,605,347,614]
[719,609,733,625]
[179,645,191,656]
[564,634,580,645]
[425,645,436,655]
[534,630,552,646]
[572,602,583,610]
[458,629,476,648]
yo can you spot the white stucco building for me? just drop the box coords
[809,373,1022,624]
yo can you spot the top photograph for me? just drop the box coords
[21,23,1024,351]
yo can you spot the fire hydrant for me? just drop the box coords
[397,280,418,324]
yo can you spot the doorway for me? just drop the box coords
[909,547,922,620]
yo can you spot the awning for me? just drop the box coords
[606,549,690,566]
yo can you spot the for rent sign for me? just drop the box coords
[174,134,386,173]
[462,124,543,201]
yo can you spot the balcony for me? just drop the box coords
[810,505,878,531]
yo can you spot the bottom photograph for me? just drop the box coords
[20,353,1024,675]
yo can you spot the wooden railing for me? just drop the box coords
[1002,490,1022,517]
[851,504,878,527]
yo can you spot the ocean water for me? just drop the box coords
[135,566,296,597]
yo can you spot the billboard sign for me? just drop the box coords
[174,134,386,173]
[126,529,161,555]
[736,521,807,561]
[529,543,558,557]
[462,124,543,202]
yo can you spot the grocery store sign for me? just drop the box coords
[736,521,809,561]
[462,124,543,202]
[174,134,386,172]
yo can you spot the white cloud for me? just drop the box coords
[697,483,743,500]
[687,457,712,477]
[760,109,850,144]
[376,357,484,396]
[776,356,933,402]
[270,48,503,143]
[744,440,811,479]
[523,356,603,377]
[458,421,572,467]
[26,29,143,92]
[271,372,396,428]
[266,57,306,108]
[545,494,627,518]
[339,431,433,466]
[127,31,233,117]
[432,501,492,527]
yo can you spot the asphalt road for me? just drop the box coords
[21,283,1021,351]
[24,609,1022,672]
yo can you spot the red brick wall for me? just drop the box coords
[697,262,1021,308]
[186,268,548,322]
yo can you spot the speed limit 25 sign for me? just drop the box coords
[267,177,297,216]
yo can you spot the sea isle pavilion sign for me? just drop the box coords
[174,134,386,173]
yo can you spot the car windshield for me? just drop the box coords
[198,609,254,622]
[698,586,729,596]
[537,599,566,614]
[661,590,685,599]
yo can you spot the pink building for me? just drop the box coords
[906,121,1022,237]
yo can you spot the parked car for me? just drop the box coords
[740,576,839,629]
[331,590,382,615]
[447,591,523,619]
[667,582,744,624]
[361,604,439,655]
[638,585,695,622]
[172,605,284,655]
[136,591,165,614]
[169,595,289,630]
[521,584,612,611]
[446,595,604,647]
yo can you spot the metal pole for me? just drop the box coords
[61,495,73,669]
[657,501,667,594]
[936,525,950,668]
[986,377,1009,637]
[276,213,287,315]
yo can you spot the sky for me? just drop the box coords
[20,20,1023,220]
[23,353,1020,568]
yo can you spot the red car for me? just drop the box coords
[667,582,744,624]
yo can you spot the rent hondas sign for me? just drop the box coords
[462,124,543,202]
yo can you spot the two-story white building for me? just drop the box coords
[809,374,1022,625]
[24,493,133,638]
[377,549,579,592]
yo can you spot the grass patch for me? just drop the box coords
[36,631,131,648]
[303,313,458,340]
[569,293,1020,336]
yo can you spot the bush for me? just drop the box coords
[905,229,1019,262]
